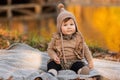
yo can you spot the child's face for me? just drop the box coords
[61,19,76,35]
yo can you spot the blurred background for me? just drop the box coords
[0,0,120,61]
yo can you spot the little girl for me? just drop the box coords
[35,3,94,80]
[47,3,94,76]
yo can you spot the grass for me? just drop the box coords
[26,32,48,51]
[0,29,109,53]
[0,29,49,51]
[86,40,109,58]
[86,40,108,53]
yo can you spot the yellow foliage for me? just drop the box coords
[40,18,56,41]
[67,6,120,53]
[106,26,120,52]
[1,5,120,53]
[92,7,120,52]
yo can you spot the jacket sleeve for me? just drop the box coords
[47,35,58,59]
[83,42,94,68]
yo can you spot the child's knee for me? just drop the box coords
[47,61,62,71]
[78,66,90,75]
[70,61,85,73]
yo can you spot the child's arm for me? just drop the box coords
[47,37,60,64]
[83,42,94,69]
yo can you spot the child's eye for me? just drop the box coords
[64,24,67,26]
[70,24,74,25]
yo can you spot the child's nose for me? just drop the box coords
[68,25,72,29]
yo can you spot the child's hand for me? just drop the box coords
[53,56,60,64]
[88,63,94,69]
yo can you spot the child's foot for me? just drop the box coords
[80,66,90,75]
